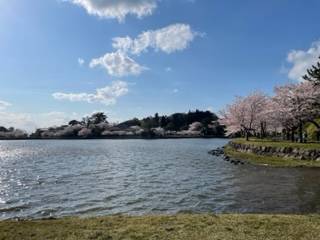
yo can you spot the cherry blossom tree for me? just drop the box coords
[219,92,269,140]
[271,83,299,141]
[294,81,320,141]
[271,81,320,142]
[220,67,320,142]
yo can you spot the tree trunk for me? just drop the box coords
[298,121,303,143]
[285,129,290,141]
[291,128,295,142]
[260,122,265,139]
[245,130,249,141]
[241,130,245,138]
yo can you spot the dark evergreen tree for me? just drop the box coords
[90,112,108,124]
[68,120,81,126]
[141,117,153,130]
[303,56,320,85]
[154,113,160,127]
[117,118,141,128]
[160,116,168,128]
[0,126,8,132]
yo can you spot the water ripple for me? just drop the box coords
[1,139,320,219]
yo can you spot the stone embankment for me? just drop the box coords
[208,147,245,165]
[229,142,320,161]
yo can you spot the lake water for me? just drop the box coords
[1,139,320,219]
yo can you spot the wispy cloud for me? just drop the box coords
[68,0,157,22]
[287,40,320,81]
[0,100,11,110]
[172,88,179,94]
[91,24,201,77]
[0,111,34,131]
[52,81,129,106]
[89,51,147,77]
[78,57,85,66]
[112,23,201,55]
[207,106,214,112]
[0,111,83,132]
[0,101,81,131]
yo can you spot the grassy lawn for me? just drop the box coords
[225,138,320,167]
[224,145,320,167]
[232,138,320,150]
[1,214,320,240]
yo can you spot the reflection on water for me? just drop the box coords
[0,139,320,219]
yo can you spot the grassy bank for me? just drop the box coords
[225,139,320,167]
[1,214,320,240]
[232,138,320,150]
[224,145,320,167]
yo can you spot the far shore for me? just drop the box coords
[0,135,227,141]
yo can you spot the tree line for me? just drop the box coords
[0,126,28,139]
[220,57,320,142]
[0,110,224,139]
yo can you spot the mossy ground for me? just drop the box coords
[1,214,320,240]
[225,139,320,167]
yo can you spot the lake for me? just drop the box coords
[0,138,320,220]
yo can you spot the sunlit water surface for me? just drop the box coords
[1,139,320,219]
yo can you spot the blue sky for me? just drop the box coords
[0,0,320,131]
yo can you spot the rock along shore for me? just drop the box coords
[228,142,320,161]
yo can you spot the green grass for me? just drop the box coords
[232,138,320,150]
[1,214,320,240]
[225,139,320,167]
[225,145,320,167]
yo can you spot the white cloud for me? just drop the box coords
[165,67,172,72]
[0,111,82,132]
[0,100,11,110]
[172,88,179,94]
[0,101,112,132]
[90,51,146,77]
[112,23,200,55]
[207,106,214,112]
[36,112,81,128]
[0,101,35,132]
[69,0,157,22]
[52,81,129,106]
[287,40,320,81]
[90,24,200,77]
[0,111,34,132]
[78,58,85,66]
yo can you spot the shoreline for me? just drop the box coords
[223,139,320,168]
[1,214,320,239]
[0,136,227,141]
